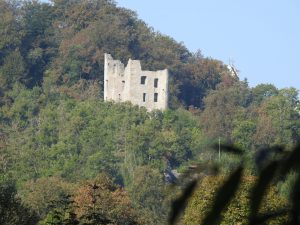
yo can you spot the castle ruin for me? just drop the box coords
[104,53,169,111]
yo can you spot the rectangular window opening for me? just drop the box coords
[143,93,146,102]
[141,76,147,84]
[154,78,158,88]
[154,93,158,102]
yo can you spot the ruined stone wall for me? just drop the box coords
[104,53,168,111]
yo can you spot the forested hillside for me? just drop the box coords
[1,0,300,224]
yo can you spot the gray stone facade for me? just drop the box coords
[104,53,168,111]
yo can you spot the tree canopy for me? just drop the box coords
[0,0,299,224]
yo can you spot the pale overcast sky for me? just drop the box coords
[116,0,300,91]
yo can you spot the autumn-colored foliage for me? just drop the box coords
[73,174,141,225]
[0,0,299,224]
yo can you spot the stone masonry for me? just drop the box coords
[104,53,169,111]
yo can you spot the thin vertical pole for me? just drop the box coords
[219,137,221,161]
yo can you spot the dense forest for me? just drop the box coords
[0,0,300,224]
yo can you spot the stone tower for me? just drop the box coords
[104,53,168,111]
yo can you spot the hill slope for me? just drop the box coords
[0,0,299,224]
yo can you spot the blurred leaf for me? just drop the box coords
[250,208,290,225]
[169,180,198,225]
[280,143,300,176]
[291,173,300,224]
[202,166,243,225]
[214,144,244,155]
[172,163,218,187]
[255,146,283,171]
[250,161,279,223]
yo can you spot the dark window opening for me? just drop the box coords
[143,93,146,102]
[154,93,158,102]
[154,78,158,88]
[141,76,147,84]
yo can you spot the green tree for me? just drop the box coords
[178,52,232,108]
[126,166,169,225]
[200,81,251,141]
[0,178,38,225]
[21,0,56,86]
[0,50,25,92]
[254,88,300,147]
[0,0,22,55]
[251,83,278,106]
[232,119,256,151]
[20,176,74,219]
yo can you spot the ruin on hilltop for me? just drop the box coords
[104,53,169,111]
